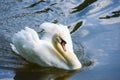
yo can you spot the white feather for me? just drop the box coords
[10,22,82,70]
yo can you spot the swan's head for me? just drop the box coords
[55,33,67,52]
[40,22,82,70]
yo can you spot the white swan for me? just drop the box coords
[10,22,82,70]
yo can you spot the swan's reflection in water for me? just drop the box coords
[14,63,79,80]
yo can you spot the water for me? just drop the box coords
[0,0,120,80]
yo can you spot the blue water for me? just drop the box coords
[0,0,120,80]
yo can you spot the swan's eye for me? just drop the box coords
[60,37,66,44]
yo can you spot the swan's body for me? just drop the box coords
[10,22,82,70]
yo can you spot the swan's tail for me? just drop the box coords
[10,27,40,54]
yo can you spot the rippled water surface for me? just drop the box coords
[0,0,120,80]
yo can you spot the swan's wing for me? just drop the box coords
[11,27,45,64]
[11,27,40,53]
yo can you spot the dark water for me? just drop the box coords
[0,0,120,80]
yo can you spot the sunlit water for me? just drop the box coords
[0,0,120,80]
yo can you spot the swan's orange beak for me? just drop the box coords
[61,40,66,52]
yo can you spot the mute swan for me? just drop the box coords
[10,22,82,70]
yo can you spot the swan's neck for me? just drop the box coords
[52,35,81,69]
